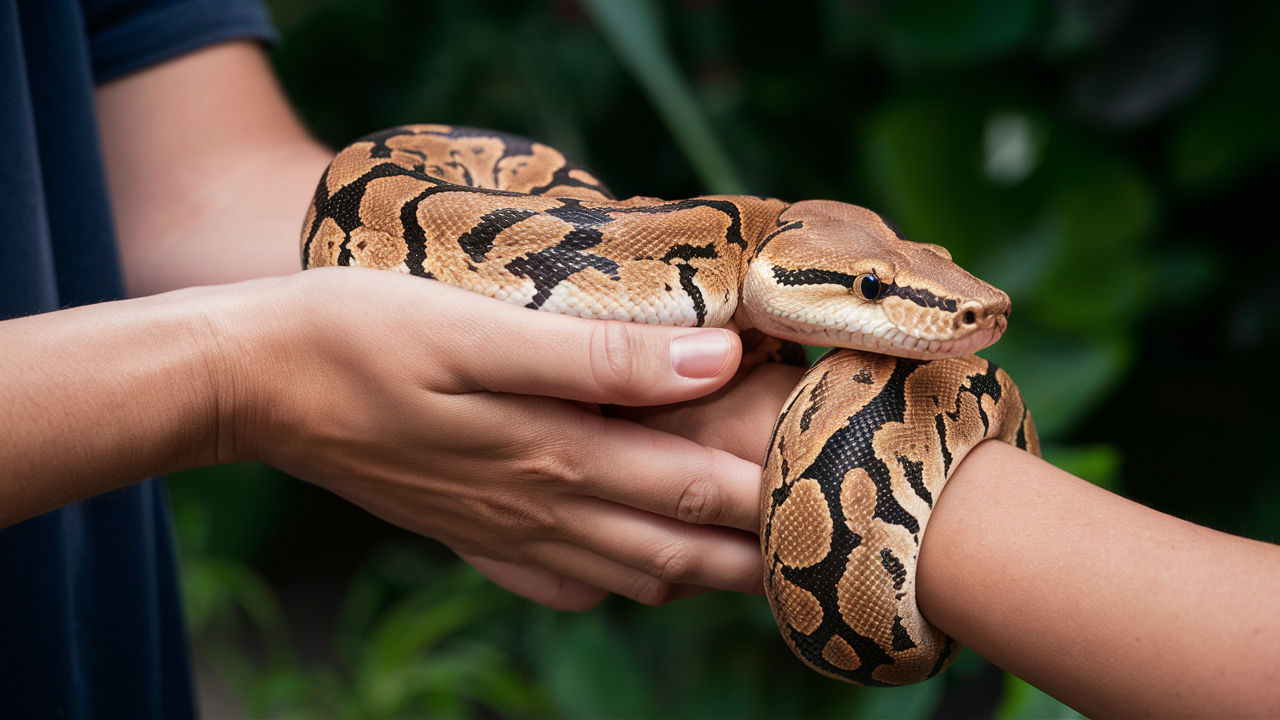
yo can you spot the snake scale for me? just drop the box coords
[302,125,1040,686]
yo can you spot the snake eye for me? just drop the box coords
[856,273,883,300]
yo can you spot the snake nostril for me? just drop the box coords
[963,310,976,325]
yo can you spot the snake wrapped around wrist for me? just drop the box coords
[301,124,1040,686]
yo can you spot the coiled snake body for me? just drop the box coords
[303,125,1040,686]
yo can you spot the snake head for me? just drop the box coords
[740,200,1010,360]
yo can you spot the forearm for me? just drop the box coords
[97,42,332,296]
[918,440,1280,718]
[0,287,239,526]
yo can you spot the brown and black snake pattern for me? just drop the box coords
[762,351,1037,685]
[302,124,1041,686]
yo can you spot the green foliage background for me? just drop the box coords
[168,1,1280,717]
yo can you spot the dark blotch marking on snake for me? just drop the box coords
[947,361,1004,434]
[301,165,332,260]
[544,197,614,227]
[799,371,831,433]
[457,208,538,262]
[661,242,719,326]
[526,163,615,199]
[880,548,907,592]
[305,161,433,267]
[896,454,932,509]
[890,616,917,652]
[935,414,953,477]
[504,198,624,309]
[506,229,619,309]
[361,125,420,159]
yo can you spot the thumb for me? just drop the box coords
[434,282,742,406]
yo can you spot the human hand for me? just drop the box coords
[211,268,768,610]
[459,360,806,609]
[608,362,807,466]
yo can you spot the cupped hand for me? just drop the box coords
[211,268,773,610]
[460,360,807,610]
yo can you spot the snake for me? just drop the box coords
[301,124,1040,686]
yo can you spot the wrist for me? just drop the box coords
[0,286,268,525]
[197,276,300,467]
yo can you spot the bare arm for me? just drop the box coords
[1,41,783,611]
[634,369,1280,715]
[96,42,332,295]
[2,41,313,517]
[917,440,1280,718]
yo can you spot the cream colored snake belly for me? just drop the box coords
[302,124,1040,686]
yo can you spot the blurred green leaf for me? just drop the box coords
[529,607,657,719]
[364,592,488,673]
[187,549,549,719]
[184,556,295,666]
[583,0,747,194]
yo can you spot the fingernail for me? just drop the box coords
[670,332,732,378]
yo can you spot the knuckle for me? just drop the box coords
[629,575,680,607]
[647,541,700,585]
[588,320,638,399]
[475,494,560,542]
[513,447,584,490]
[675,461,724,525]
[506,499,561,538]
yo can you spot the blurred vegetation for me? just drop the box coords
[168,0,1280,717]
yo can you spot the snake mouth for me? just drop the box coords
[747,293,1008,360]
[748,302,1007,359]
[775,322,1004,360]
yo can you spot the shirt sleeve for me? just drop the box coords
[80,0,278,83]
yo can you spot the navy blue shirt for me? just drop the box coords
[0,1,275,716]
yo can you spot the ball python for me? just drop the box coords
[301,124,1040,686]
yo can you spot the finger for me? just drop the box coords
[468,393,763,533]
[454,550,607,612]
[613,363,806,465]
[531,538,757,606]
[543,500,766,600]
[428,281,742,406]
